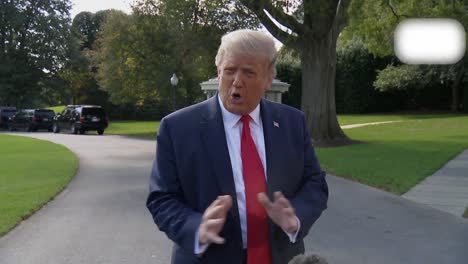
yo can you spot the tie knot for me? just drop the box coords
[241,115,251,125]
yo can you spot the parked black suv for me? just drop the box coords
[53,105,108,135]
[0,106,17,129]
[9,109,55,132]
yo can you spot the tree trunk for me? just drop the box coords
[300,30,349,146]
[451,62,464,112]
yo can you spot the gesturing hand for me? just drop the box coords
[198,195,233,245]
[258,191,298,233]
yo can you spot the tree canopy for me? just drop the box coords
[57,10,112,105]
[240,0,352,145]
[95,0,259,112]
[343,0,468,111]
[0,0,72,107]
[342,0,468,57]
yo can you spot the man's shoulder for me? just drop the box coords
[159,97,218,137]
[262,99,304,118]
[163,97,213,122]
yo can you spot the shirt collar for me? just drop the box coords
[217,95,261,128]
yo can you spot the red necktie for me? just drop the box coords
[240,115,271,264]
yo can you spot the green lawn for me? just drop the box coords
[464,208,468,219]
[47,105,66,114]
[338,113,463,125]
[0,134,78,236]
[106,120,160,139]
[316,115,468,194]
[44,105,159,138]
[107,114,452,138]
[103,114,468,195]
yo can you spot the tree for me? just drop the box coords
[335,38,398,113]
[94,11,140,105]
[240,0,352,145]
[0,0,71,107]
[58,10,111,105]
[374,65,427,92]
[343,0,468,111]
[95,0,259,114]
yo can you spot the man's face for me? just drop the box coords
[218,52,273,115]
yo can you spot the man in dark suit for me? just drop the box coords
[146,29,328,264]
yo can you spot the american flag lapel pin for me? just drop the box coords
[273,121,279,128]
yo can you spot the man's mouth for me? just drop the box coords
[231,93,242,103]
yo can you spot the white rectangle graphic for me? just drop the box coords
[394,19,466,64]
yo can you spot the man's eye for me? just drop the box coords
[224,69,235,74]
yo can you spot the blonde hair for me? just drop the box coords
[215,29,277,78]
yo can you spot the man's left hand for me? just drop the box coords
[258,191,298,233]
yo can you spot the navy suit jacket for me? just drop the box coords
[146,95,328,264]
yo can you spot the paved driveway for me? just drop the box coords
[0,132,171,264]
[0,132,467,264]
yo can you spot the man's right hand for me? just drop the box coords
[198,195,233,245]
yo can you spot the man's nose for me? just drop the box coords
[232,71,243,87]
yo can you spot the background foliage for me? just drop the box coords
[1,0,467,118]
[0,0,72,107]
[94,0,259,119]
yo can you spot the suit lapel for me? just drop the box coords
[260,99,282,198]
[200,96,244,252]
[200,96,237,197]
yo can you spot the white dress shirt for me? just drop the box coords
[195,96,299,254]
[219,96,267,249]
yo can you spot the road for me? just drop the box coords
[0,132,467,264]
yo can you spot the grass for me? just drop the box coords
[316,115,468,194]
[44,105,160,138]
[338,113,463,125]
[106,120,160,139]
[0,134,78,236]
[464,208,468,219]
[103,114,468,195]
[106,113,455,138]
[47,105,66,114]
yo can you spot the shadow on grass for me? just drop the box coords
[399,113,467,120]
[359,112,466,119]
[107,132,156,140]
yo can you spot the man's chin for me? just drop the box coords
[225,105,249,116]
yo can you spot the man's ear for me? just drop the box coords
[264,76,273,92]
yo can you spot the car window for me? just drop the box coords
[35,110,55,118]
[82,108,105,117]
[1,110,16,117]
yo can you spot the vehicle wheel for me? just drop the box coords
[48,128,53,132]
[97,129,104,135]
[71,124,78,134]
[79,129,85,135]
[53,123,60,133]
[8,126,14,131]
[26,126,32,132]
